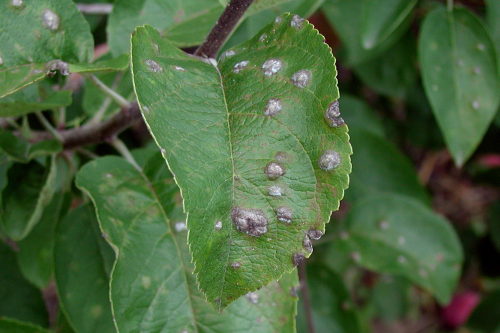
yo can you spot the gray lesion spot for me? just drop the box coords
[275,206,292,223]
[233,60,249,73]
[262,59,283,76]
[231,207,268,236]
[292,253,305,266]
[324,100,345,127]
[145,59,163,73]
[318,150,341,170]
[263,98,282,117]
[264,162,285,180]
[42,9,59,31]
[290,15,305,30]
[291,70,312,88]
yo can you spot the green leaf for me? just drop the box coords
[353,33,417,98]
[339,95,385,138]
[0,88,72,117]
[296,264,362,333]
[17,157,72,288]
[346,130,430,205]
[418,7,500,166]
[0,318,50,333]
[334,193,463,304]
[486,0,500,55]
[0,131,62,163]
[54,204,116,333]
[467,290,500,333]
[370,275,412,321]
[76,154,299,330]
[0,152,13,217]
[69,54,129,74]
[360,0,417,50]
[322,0,411,65]
[1,155,58,240]
[107,0,295,56]
[0,0,93,97]
[131,14,351,310]
[0,242,48,327]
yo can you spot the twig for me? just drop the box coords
[84,74,131,109]
[447,0,453,12]
[89,71,125,125]
[195,0,255,58]
[77,3,113,15]
[298,262,315,333]
[35,111,62,142]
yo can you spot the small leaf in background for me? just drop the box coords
[334,193,463,304]
[360,0,417,50]
[370,275,412,321]
[322,0,412,65]
[17,157,73,289]
[76,154,299,331]
[467,290,500,333]
[353,33,418,99]
[54,204,115,333]
[418,7,500,166]
[0,131,61,163]
[346,130,430,205]
[131,14,351,309]
[0,0,93,97]
[296,264,362,333]
[0,318,50,333]
[69,54,129,74]
[1,156,58,240]
[339,95,385,138]
[486,0,500,54]
[0,87,72,118]
[0,242,48,327]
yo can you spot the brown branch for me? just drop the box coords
[194,0,255,59]
[298,262,315,333]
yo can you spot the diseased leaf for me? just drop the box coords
[360,0,417,50]
[1,156,58,240]
[0,318,50,333]
[0,88,72,117]
[54,204,116,333]
[322,0,411,65]
[333,193,463,304]
[0,131,61,163]
[131,14,351,310]
[0,242,48,327]
[76,154,299,331]
[0,0,93,97]
[346,130,430,205]
[418,7,500,166]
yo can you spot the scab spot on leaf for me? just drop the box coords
[419,269,428,278]
[215,220,222,230]
[340,231,349,239]
[292,253,305,266]
[398,236,406,245]
[11,0,23,7]
[474,67,481,74]
[318,150,341,170]
[290,286,299,297]
[303,235,313,253]
[231,207,268,236]
[245,292,259,304]
[0,56,3,66]
[268,185,283,197]
[142,106,150,115]
[145,59,162,73]
[378,221,389,230]
[264,98,282,116]
[307,229,323,240]
[472,100,480,110]
[291,69,311,88]
[105,173,113,178]
[220,49,236,61]
[275,16,283,25]
[264,162,285,180]
[262,59,283,76]
[350,252,361,262]
[275,206,292,223]
[42,9,59,31]
[173,66,186,72]
[398,255,407,264]
[259,33,267,42]
[325,100,345,128]
[477,43,485,51]
[290,15,305,30]
[231,262,241,269]
[160,147,166,154]
[432,85,438,91]
[233,60,249,73]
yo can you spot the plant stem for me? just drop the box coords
[84,74,131,109]
[109,138,141,171]
[76,3,113,15]
[35,112,62,141]
[195,0,255,59]
[298,262,315,333]
[57,107,66,129]
[89,71,125,125]
[447,0,453,12]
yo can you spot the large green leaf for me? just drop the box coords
[333,193,463,304]
[0,242,48,327]
[1,156,58,240]
[346,130,429,205]
[107,0,294,56]
[0,318,50,333]
[360,0,417,50]
[418,7,500,166]
[131,14,351,309]
[0,0,93,97]
[76,154,299,330]
[322,0,411,65]
[54,204,116,333]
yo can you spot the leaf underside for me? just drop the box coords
[131,14,351,310]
